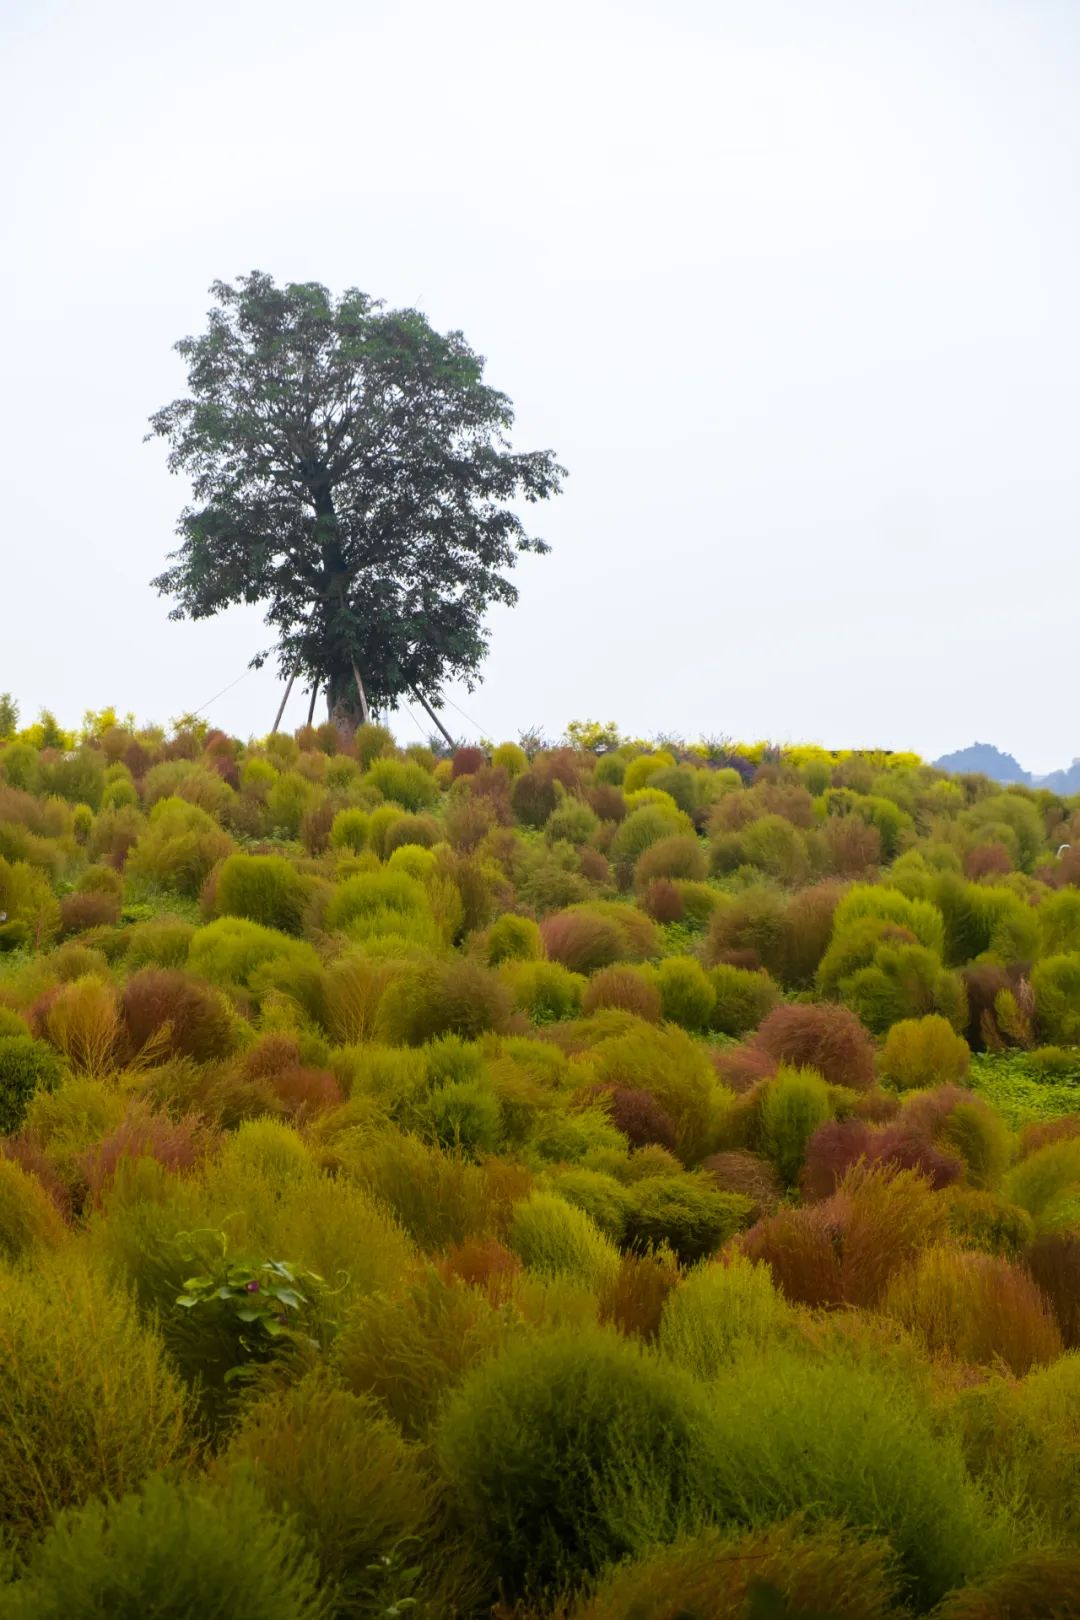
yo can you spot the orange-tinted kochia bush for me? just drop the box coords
[120,968,236,1063]
[582,966,662,1022]
[59,891,121,936]
[540,910,623,975]
[754,1002,876,1091]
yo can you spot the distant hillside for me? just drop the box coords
[933,743,1030,784]
[1037,760,1080,795]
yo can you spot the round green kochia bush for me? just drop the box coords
[0,1034,65,1133]
[375,957,512,1045]
[482,912,542,966]
[1005,1136,1080,1224]
[363,757,440,811]
[0,1256,192,1545]
[508,1191,620,1287]
[831,883,946,956]
[708,962,779,1036]
[545,1168,632,1240]
[435,1327,727,1598]
[1032,953,1080,1045]
[323,869,436,946]
[328,806,370,853]
[632,833,708,889]
[610,804,694,872]
[704,1349,1001,1608]
[126,796,234,898]
[623,1175,752,1264]
[944,1187,1035,1258]
[501,958,585,1022]
[758,1065,833,1185]
[186,918,325,1018]
[415,1076,504,1157]
[880,1013,970,1090]
[544,797,600,846]
[4,1472,328,1620]
[0,1156,67,1264]
[658,1253,796,1379]
[654,956,715,1031]
[220,1372,435,1617]
[211,852,309,934]
[587,1021,718,1164]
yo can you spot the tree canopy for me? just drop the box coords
[149,272,564,727]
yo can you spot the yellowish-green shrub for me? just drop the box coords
[334,1267,522,1439]
[0,1034,65,1133]
[5,1471,327,1620]
[0,1253,193,1543]
[220,1370,436,1611]
[759,1065,833,1185]
[508,1190,620,1288]
[210,852,309,934]
[658,1252,796,1378]
[0,1156,67,1263]
[126,796,234,897]
[880,1013,970,1090]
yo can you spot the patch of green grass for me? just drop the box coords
[968,1052,1080,1128]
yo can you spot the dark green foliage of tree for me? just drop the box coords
[149,273,564,724]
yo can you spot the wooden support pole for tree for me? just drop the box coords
[306,684,319,726]
[350,659,371,727]
[271,666,298,734]
[413,689,456,750]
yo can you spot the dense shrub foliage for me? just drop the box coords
[0,714,1079,1615]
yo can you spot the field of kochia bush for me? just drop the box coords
[3,713,1080,1618]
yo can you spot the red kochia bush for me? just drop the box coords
[640,878,684,924]
[965,842,1013,880]
[603,1086,678,1151]
[700,1150,782,1221]
[511,770,558,829]
[934,1552,1080,1620]
[823,814,882,876]
[578,848,612,886]
[754,1002,876,1091]
[1018,1114,1080,1159]
[268,1065,343,1119]
[588,784,627,824]
[59,891,121,936]
[1027,1230,1080,1347]
[81,1100,211,1206]
[800,1118,964,1203]
[238,1033,304,1080]
[711,1043,776,1094]
[744,1165,946,1309]
[439,1238,521,1301]
[121,968,236,1063]
[774,881,844,987]
[451,746,486,779]
[799,1120,876,1201]
[540,910,622,975]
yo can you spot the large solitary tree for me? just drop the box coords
[149,272,564,729]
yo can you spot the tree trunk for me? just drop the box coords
[326,667,367,737]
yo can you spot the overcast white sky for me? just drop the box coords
[2,0,1079,771]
